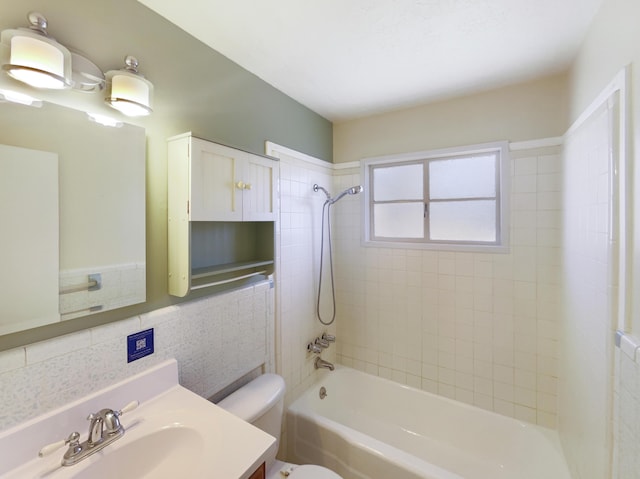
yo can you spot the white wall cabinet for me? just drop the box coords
[182,136,276,222]
[168,133,277,297]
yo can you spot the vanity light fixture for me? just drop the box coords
[1,13,155,118]
[0,12,73,90]
[105,56,153,117]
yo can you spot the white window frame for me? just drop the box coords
[362,141,510,253]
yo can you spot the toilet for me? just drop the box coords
[217,374,342,479]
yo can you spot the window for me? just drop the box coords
[363,142,509,251]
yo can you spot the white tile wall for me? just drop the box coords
[333,145,562,427]
[614,350,640,479]
[559,101,615,479]
[0,281,274,432]
[275,152,338,407]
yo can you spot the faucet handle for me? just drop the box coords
[322,333,336,342]
[307,342,322,354]
[315,337,330,348]
[38,431,80,458]
[117,400,139,416]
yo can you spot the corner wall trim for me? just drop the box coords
[616,330,640,363]
[509,137,563,151]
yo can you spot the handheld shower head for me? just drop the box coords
[329,185,363,204]
[314,183,364,204]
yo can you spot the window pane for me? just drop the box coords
[374,203,424,238]
[373,163,423,201]
[429,155,496,199]
[430,200,496,242]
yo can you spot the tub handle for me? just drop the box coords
[322,333,336,343]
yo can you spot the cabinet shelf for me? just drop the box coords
[167,133,277,297]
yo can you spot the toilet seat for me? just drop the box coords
[287,464,343,479]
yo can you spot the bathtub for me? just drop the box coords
[287,366,571,479]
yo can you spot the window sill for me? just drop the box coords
[362,239,510,254]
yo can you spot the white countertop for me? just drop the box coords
[0,359,275,479]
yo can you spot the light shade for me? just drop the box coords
[1,13,73,89]
[105,56,153,117]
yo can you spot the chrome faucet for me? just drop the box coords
[315,356,335,371]
[87,408,122,445]
[38,400,138,466]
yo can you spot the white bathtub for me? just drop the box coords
[287,366,571,479]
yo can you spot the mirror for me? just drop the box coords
[0,99,146,335]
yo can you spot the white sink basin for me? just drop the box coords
[0,360,275,479]
[71,427,204,479]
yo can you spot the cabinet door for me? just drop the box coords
[247,462,265,479]
[190,139,245,221]
[242,153,277,221]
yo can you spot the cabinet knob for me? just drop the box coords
[235,181,245,190]
[244,183,252,190]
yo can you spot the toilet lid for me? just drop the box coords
[287,465,343,479]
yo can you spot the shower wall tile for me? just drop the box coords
[615,351,640,479]
[559,102,616,479]
[273,152,337,407]
[335,146,562,427]
[0,282,274,432]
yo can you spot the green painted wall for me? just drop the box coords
[0,0,332,350]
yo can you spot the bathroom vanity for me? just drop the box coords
[0,359,275,479]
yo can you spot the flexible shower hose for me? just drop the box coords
[316,200,336,326]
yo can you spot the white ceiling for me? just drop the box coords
[139,0,603,122]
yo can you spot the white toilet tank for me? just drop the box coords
[216,373,286,465]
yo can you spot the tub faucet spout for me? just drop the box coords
[315,357,334,371]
